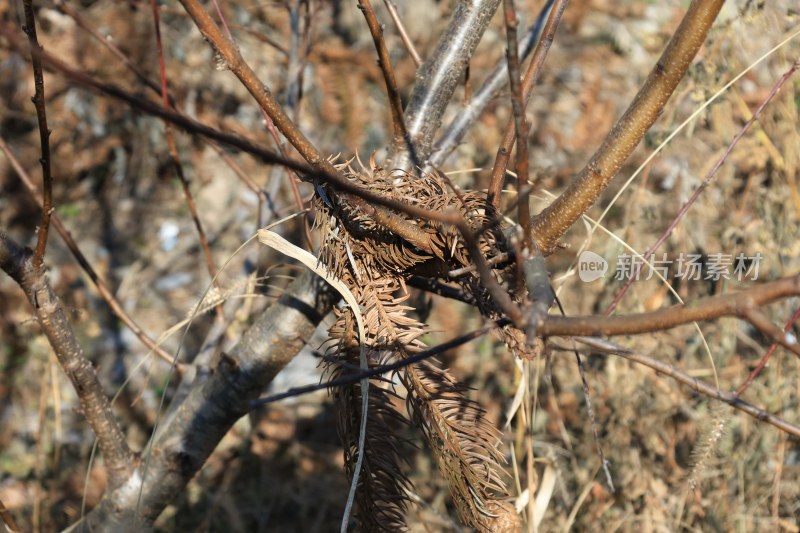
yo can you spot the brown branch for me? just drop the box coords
[150,0,220,292]
[605,59,800,314]
[501,0,532,252]
[176,0,338,178]
[358,0,408,152]
[742,308,800,358]
[389,0,502,171]
[21,0,53,270]
[734,307,800,396]
[549,339,800,438]
[487,0,568,208]
[55,0,168,100]
[608,347,799,438]
[531,0,725,254]
[430,0,554,168]
[84,270,340,528]
[0,495,20,533]
[459,223,525,328]
[382,0,421,67]
[1,38,459,231]
[539,276,800,341]
[0,137,178,368]
[0,231,135,486]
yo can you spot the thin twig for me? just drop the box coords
[501,0,532,252]
[609,347,800,438]
[734,307,800,396]
[0,137,178,368]
[605,59,800,314]
[359,0,409,152]
[0,231,136,486]
[742,308,800,358]
[487,0,569,208]
[548,338,800,438]
[177,0,336,176]
[21,0,53,270]
[448,252,510,277]
[389,0,502,172]
[460,223,525,328]
[552,296,614,490]
[251,321,502,406]
[531,0,725,254]
[55,1,168,100]
[430,0,554,168]
[211,0,234,42]
[149,0,220,291]
[382,0,421,67]
[538,275,800,340]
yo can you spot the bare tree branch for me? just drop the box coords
[21,0,53,270]
[83,270,339,529]
[0,231,135,487]
[501,0,532,250]
[487,0,569,207]
[430,0,554,169]
[531,0,725,254]
[358,0,409,155]
[581,344,800,438]
[382,0,421,67]
[177,0,340,178]
[734,307,800,396]
[539,275,800,346]
[389,0,502,171]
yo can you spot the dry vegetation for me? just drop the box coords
[0,0,799,531]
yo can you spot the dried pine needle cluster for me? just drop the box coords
[312,159,531,530]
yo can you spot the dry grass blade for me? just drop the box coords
[256,229,369,530]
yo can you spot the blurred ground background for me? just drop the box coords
[0,0,799,531]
